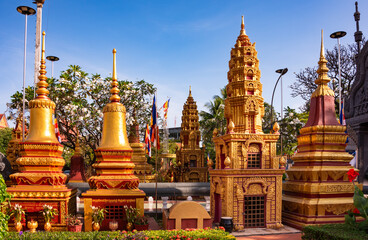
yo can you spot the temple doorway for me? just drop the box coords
[243,196,265,228]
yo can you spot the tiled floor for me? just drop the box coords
[232,226,301,237]
[236,233,302,240]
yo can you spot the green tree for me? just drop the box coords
[290,42,363,112]
[277,107,309,156]
[7,65,156,165]
[199,87,227,161]
[262,102,278,134]
[0,175,11,238]
[0,128,12,155]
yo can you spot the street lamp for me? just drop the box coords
[270,68,288,155]
[330,31,346,116]
[17,6,36,142]
[46,56,59,79]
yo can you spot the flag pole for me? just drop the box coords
[155,90,158,220]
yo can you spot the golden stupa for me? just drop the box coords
[7,32,76,231]
[128,118,155,183]
[174,87,208,182]
[82,49,145,231]
[282,31,361,229]
[6,114,27,174]
[209,17,284,230]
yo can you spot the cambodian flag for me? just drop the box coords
[340,100,346,125]
[163,99,170,120]
[145,124,151,157]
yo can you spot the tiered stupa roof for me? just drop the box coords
[88,49,141,190]
[282,30,359,229]
[225,16,264,134]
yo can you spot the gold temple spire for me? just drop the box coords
[189,86,192,97]
[36,31,49,99]
[240,16,246,35]
[110,48,121,103]
[312,29,334,97]
[74,139,82,157]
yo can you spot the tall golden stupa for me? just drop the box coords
[82,49,145,231]
[282,31,360,229]
[7,32,77,231]
[209,17,284,230]
[128,119,155,183]
[175,87,207,182]
[6,114,27,174]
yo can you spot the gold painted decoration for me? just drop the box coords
[174,87,208,182]
[282,30,360,230]
[7,31,76,231]
[83,49,145,231]
[210,16,283,230]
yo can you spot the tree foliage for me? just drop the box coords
[277,107,308,156]
[199,87,227,161]
[7,65,156,164]
[290,42,362,111]
[0,175,11,238]
[0,128,12,155]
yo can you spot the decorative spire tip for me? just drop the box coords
[240,16,246,35]
[110,48,120,103]
[320,29,324,59]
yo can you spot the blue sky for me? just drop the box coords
[0,0,367,128]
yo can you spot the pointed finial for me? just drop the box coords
[36,31,49,99]
[112,48,117,81]
[320,29,324,59]
[189,86,192,97]
[312,29,334,97]
[240,16,246,35]
[110,48,121,103]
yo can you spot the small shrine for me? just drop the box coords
[163,201,212,230]
[82,49,145,231]
[209,17,284,230]
[7,32,77,231]
[6,114,27,174]
[128,120,155,183]
[68,140,87,183]
[282,31,360,229]
[174,87,208,182]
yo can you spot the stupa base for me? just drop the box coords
[7,185,77,231]
[82,188,146,231]
[282,196,356,230]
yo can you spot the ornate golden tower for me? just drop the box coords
[282,31,360,229]
[175,87,207,182]
[210,17,284,230]
[6,114,27,174]
[7,32,76,231]
[128,119,155,183]
[83,49,145,231]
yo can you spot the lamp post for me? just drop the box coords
[46,56,59,79]
[17,6,36,142]
[270,68,288,155]
[330,31,346,115]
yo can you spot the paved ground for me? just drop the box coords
[232,226,301,237]
[236,233,302,240]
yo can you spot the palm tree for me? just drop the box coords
[199,87,227,161]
